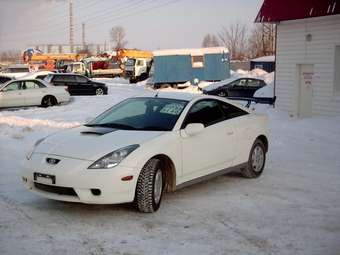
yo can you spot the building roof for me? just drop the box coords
[251,55,275,62]
[255,0,340,23]
[153,47,229,57]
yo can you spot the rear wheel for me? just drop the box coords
[95,87,104,95]
[241,139,266,178]
[41,96,57,107]
[136,158,165,213]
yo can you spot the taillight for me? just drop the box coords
[65,86,69,92]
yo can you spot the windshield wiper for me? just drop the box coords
[84,123,136,130]
[138,126,168,131]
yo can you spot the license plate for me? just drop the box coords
[34,172,56,185]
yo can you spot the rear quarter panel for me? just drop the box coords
[233,113,268,165]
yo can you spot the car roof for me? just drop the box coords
[49,73,81,76]
[2,78,51,87]
[133,92,251,113]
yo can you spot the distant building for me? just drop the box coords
[153,47,230,85]
[250,55,275,73]
[27,44,107,55]
[256,0,340,117]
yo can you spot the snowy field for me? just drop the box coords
[0,78,340,255]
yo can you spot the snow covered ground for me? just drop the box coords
[0,79,340,255]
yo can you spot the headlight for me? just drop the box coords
[88,144,139,169]
[26,138,46,160]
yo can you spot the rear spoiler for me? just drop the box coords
[226,96,276,108]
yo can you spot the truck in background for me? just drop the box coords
[124,58,153,83]
[116,49,153,83]
[66,57,123,78]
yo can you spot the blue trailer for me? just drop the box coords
[153,47,230,86]
[250,55,275,73]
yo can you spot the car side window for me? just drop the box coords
[219,101,248,120]
[36,75,47,80]
[35,80,46,88]
[182,100,225,128]
[64,75,76,82]
[23,81,40,89]
[230,79,247,87]
[75,76,88,83]
[2,81,21,92]
[247,79,261,87]
[52,75,64,82]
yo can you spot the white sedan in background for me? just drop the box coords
[22,93,268,212]
[0,79,70,108]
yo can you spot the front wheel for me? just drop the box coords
[241,139,266,178]
[135,158,165,213]
[95,87,104,95]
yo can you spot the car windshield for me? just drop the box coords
[86,97,188,131]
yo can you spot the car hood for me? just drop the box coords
[35,126,165,161]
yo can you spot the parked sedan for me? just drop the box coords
[44,73,108,96]
[0,79,70,108]
[22,93,268,212]
[203,77,267,98]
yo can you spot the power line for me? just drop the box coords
[86,0,180,31]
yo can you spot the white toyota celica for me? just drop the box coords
[22,93,268,212]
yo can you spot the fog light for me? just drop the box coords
[91,189,101,196]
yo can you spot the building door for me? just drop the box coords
[298,64,314,117]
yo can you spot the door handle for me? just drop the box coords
[227,131,234,136]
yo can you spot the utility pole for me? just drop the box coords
[69,0,74,53]
[82,22,86,50]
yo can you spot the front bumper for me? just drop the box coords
[22,153,138,204]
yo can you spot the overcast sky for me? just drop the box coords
[0,0,263,52]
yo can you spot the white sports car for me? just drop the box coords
[0,79,70,108]
[22,93,268,212]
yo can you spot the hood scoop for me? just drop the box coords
[80,127,117,136]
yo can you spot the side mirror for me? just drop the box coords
[184,123,204,136]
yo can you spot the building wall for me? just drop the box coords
[276,14,340,116]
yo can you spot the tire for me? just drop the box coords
[95,87,104,95]
[41,96,57,108]
[241,139,266,178]
[135,158,165,213]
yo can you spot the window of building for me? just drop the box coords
[192,55,204,68]
[334,46,340,96]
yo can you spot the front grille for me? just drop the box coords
[34,182,77,196]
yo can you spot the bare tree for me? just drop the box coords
[202,33,220,47]
[218,23,248,60]
[247,24,275,58]
[110,26,128,50]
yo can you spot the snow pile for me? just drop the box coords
[0,116,80,129]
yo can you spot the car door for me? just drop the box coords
[62,75,77,95]
[0,81,24,107]
[180,99,236,179]
[75,75,92,95]
[22,80,47,106]
[227,78,248,97]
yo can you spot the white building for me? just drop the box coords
[256,0,340,116]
